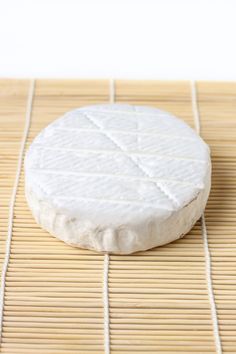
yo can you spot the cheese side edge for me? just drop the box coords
[25,163,211,254]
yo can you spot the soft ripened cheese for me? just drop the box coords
[24,104,211,254]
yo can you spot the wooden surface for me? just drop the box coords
[0,79,236,353]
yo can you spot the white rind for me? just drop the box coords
[24,104,211,254]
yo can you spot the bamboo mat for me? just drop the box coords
[0,79,236,353]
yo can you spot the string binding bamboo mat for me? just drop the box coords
[0,79,236,353]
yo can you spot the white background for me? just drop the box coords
[0,0,236,80]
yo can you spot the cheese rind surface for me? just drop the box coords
[25,104,211,254]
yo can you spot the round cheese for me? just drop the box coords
[24,104,211,254]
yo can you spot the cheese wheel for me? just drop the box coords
[25,104,211,254]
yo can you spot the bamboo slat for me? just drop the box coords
[0,79,235,353]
